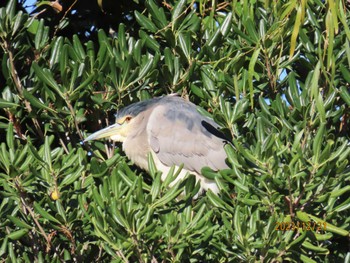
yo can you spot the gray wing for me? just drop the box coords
[146,97,229,174]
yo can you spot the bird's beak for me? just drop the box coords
[84,123,122,142]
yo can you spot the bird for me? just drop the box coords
[84,94,229,195]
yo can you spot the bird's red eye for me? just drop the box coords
[125,116,132,123]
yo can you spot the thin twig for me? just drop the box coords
[116,250,129,262]
[53,0,78,37]
[287,174,294,217]
[264,48,277,93]
[66,96,84,141]
[59,137,69,154]
[20,196,51,251]
[1,40,44,139]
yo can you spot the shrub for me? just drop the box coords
[0,0,349,261]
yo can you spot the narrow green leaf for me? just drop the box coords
[240,198,260,206]
[339,86,350,106]
[232,24,255,44]
[34,19,45,49]
[292,130,304,152]
[310,61,325,122]
[325,11,334,70]
[201,68,215,92]
[12,11,25,36]
[312,123,325,164]
[151,172,161,200]
[207,28,221,47]
[300,253,318,263]
[221,213,234,234]
[56,200,67,223]
[258,96,270,115]
[7,229,29,240]
[117,170,133,187]
[148,152,157,179]
[28,143,45,163]
[33,202,61,224]
[244,18,259,43]
[139,31,160,52]
[314,232,333,241]
[91,217,115,245]
[256,117,265,142]
[224,144,241,168]
[206,190,233,213]
[233,206,244,240]
[0,99,18,108]
[172,0,186,23]
[178,32,191,59]
[296,211,310,222]
[97,39,107,67]
[310,62,320,99]
[59,44,69,79]
[86,40,95,68]
[248,47,261,108]
[333,198,350,212]
[287,230,307,249]
[328,0,338,34]
[6,0,16,19]
[61,166,84,186]
[110,203,129,228]
[302,240,329,253]
[233,180,249,193]
[73,35,85,61]
[137,207,154,233]
[22,89,56,113]
[8,242,17,262]
[135,11,158,32]
[163,165,182,188]
[173,56,180,85]
[44,136,52,170]
[201,167,218,180]
[118,24,127,53]
[188,204,207,229]
[132,40,142,64]
[301,212,349,236]
[338,1,350,40]
[92,186,105,209]
[315,92,326,123]
[136,55,155,82]
[220,12,232,37]
[233,141,258,164]
[7,216,32,229]
[6,122,14,151]
[164,47,173,73]
[49,37,63,67]
[290,4,302,58]
[32,63,65,100]
[330,185,350,198]
[0,144,10,171]
[152,186,182,208]
[147,0,167,28]
[0,236,8,256]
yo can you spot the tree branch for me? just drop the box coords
[2,40,44,139]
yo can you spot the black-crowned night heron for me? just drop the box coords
[85,94,229,194]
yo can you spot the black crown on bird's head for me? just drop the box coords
[114,95,181,119]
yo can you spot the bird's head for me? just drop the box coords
[84,114,134,143]
[84,97,162,143]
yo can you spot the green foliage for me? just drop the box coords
[0,0,349,262]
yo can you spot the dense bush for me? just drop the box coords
[0,0,349,262]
